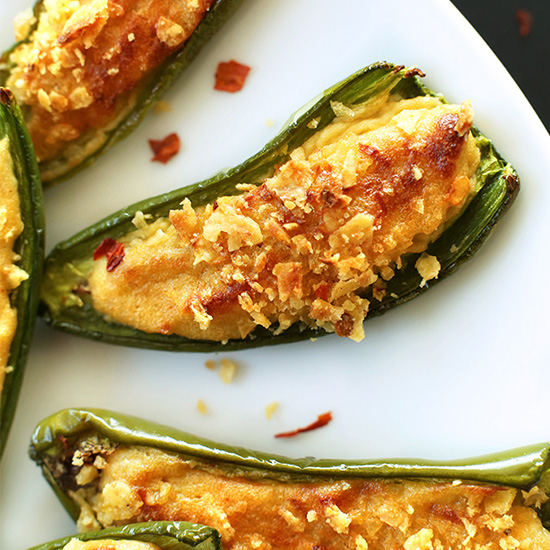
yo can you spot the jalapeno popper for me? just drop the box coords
[0,0,242,184]
[40,62,519,351]
[0,88,43,459]
[26,521,221,550]
[30,409,550,550]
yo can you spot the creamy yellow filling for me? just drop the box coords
[89,95,479,342]
[0,136,27,396]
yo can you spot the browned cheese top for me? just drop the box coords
[6,0,214,176]
[73,445,550,550]
[89,95,480,342]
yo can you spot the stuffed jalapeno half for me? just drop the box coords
[0,0,243,185]
[26,521,221,550]
[40,62,519,351]
[30,408,550,550]
[0,88,44,459]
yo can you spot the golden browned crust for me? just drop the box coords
[7,0,214,167]
[89,97,480,342]
[74,445,550,550]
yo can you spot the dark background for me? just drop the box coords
[451,0,549,132]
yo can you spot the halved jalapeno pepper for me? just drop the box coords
[39,62,519,351]
[30,408,550,549]
[0,87,44,459]
[0,0,243,185]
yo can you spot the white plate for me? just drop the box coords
[1,0,549,547]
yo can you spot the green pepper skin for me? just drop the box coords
[0,0,244,186]
[39,62,519,352]
[29,408,550,528]
[26,521,221,550]
[0,88,44,459]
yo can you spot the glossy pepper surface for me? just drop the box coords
[26,521,221,550]
[39,62,519,351]
[0,88,44,459]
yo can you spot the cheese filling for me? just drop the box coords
[65,443,550,550]
[89,95,480,342]
[0,136,28,397]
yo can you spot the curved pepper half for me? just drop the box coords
[39,62,519,351]
[30,408,550,549]
[26,521,221,550]
[0,88,44,459]
[0,0,243,185]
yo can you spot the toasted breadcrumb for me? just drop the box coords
[307,510,318,522]
[330,101,355,119]
[522,486,550,508]
[219,358,237,383]
[325,503,351,534]
[403,528,434,550]
[307,117,320,129]
[13,8,36,41]
[415,253,441,287]
[154,101,172,114]
[265,402,279,419]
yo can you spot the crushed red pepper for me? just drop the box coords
[214,60,251,93]
[275,411,333,438]
[93,238,125,272]
[149,133,181,164]
[515,9,533,37]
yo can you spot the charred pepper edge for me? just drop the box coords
[29,408,550,529]
[0,0,245,186]
[0,87,44,459]
[38,62,519,351]
[26,521,222,550]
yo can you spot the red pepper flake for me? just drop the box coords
[93,238,125,272]
[359,143,379,156]
[58,435,72,455]
[214,60,251,93]
[148,132,181,164]
[275,411,333,438]
[314,282,330,301]
[515,9,533,37]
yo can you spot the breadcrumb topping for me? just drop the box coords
[6,0,214,179]
[71,444,550,550]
